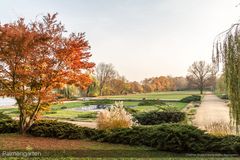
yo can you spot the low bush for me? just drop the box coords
[98,124,240,154]
[124,106,138,114]
[98,124,209,153]
[134,111,186,125]
[28,120,101,139]
[45,111,57,114]
[0,120,18,133]
[83,99,114,106]
[180,95,201,103]
[220,94,228,100]
[0,112,12,120]
[0,120,239,154]
[60,106,67,109]
[77,112,97,119]
[138,100,166,106]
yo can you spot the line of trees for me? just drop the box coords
[56,61,217,97]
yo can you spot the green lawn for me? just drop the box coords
[101,91,201,100]
[0,100,188,122]
[0,91,193,121]
[44,110,97,121]
[134,102,187,112]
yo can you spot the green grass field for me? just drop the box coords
[0,91,196,121]
[101,91,201,100]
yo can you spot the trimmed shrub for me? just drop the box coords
[0,112,12,120]
[98,124,240,154]
[220,94,228,100]
[28,120,100,139]
[60,106,67,109]
[77,112,97,119]
[0,120,19,133]
[180,95,201,103]
[138,100,166,106]
[0,120,239,154]
[134,111,186,125]
[98,124,209,153]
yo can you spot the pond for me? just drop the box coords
[0,97,16,107]
[68,104,136,112]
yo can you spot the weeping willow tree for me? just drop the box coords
[213,23,240,134]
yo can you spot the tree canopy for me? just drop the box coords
[0,13,94,133]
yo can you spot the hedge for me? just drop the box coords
[0,120,19,133]
[28,120,103,139]
[0,120,239,154]
[180,95,201,103]
[138,100,166,106]
[134,111,186,125]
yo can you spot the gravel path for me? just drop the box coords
[59,120,97,129]
[193,93,230,129]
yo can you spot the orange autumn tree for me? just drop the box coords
[0,13,94,134]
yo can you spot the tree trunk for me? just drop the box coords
[100,88,103,96]
[200,88,203,94]
[19,113,27,134]
[18,103,38,135]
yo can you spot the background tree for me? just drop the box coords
[0,14,94,134]
[172,77,188,91]
[187,61,216,94]
[96,63,117,96]
[215,74,226,95]
[213,23,240,133]
[86,77,100,97]
[107,76,129,95]
[129,81,143,93]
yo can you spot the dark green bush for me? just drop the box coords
[220,94,228,100]
[28,120,101,139]
[0,119,19,133]
[98,124,209,153]
[60,106,67,109]
[45,111,57,114]
[134,111,186,125]
[124,106,138,114]
[0,120,239,154]
[0,112,12,120]
[138,100,166,106]
[180,95,201,103]
[77,112,97,119]
[83,99,114,106]
[98,124,240,154]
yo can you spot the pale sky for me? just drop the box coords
[0,0,240,81]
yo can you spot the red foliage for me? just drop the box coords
[0,13,95,133]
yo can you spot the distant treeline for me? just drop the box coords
[55,63,218,98]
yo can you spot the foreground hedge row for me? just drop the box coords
[0,120,239,154]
